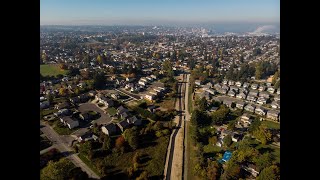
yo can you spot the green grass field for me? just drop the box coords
[107,107,117,116]
[262,120,280,129]
[40,64,68,77]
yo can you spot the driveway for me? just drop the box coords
[78,103,112,125]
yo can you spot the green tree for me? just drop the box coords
[211,105,230,125]
[136,171,148,180]
[209,136,218,145]
[206,161,221,180]
[257,165,280,180]
[97,55,103,64]
[79,141,93,157]
[93,72,106,90]
[248,118,262,134]
[46,94,54,104]
[41,158,74,180]
[274,80,280,89]
[272,71,279,85]
[253,125,272,145]
[223,135,232,147]
[123,127,139,150]
[227,120,236,131]
[221,161,241,180]
[254,152,273,171]
[197,97,208,112]
[255,62,263,80]
[102,135,112,151]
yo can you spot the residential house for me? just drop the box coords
[257,97,267,105]
[138,80,147,86]
[216,88,228,94]
[248,90,259,97]
[259,91,270,99]
[154,82,166,90]
[147,105,157,113]
[243,82,250,88]
[229,86,239,93]
[223,79,228,85]
[117,106,129,115]
[244,104,256,113]
[222,84,230,91]
[127,116,142,126]
[77,132,94,142]
[274,94,280,101]
[246,95,257,102]
[242,163,259,178]
[117,120,130,132]
[271,100,280,109]
[227,90,236,97]
[198,91,210,101]
[79,94,89,103]
[228,80,235,86]
[258,85,266,92]
[149,90,159,96]
[214,83,222,89]
[101,123,118,135]
[195,80,202,86]
[99,97,114,108]
[267,87,276,94]
[236,101,246,110]
[111,93,120,100]
[251,83,259,90]
[69,96,80,104]
[236,92,247,99]
[205,88,215,95]
[255,106,267,116]
[223,100,234,108]
[79,111,95,121]
[77,82,86,89]
[238,113,252,127]
[145,93,156,101]
[40,101,50,109]
[88,90,97,97]
[235,81,242,87]
[209,106,219,112]
[60,116,79,129]
[150,74,157,79]
[267,110,280,121]
[277,88,280,95]
[232,133,243,142]
[266,82,272,87]
[55,102,71,110]
[126,77,135,82]
[206,82,214,88]
[54,109,71,117]
[120,112,130,119]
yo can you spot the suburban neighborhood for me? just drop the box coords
[40,23,280,180]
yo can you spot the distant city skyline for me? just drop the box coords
[40,0,279,25]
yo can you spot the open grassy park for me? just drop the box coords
[40,64,68,77]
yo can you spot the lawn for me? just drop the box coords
[262,120,280,129]
[40,64,68,77]
[41,109,58,116]
[53,121,78,135]
[78,153,102,177]
[107,107,117,116]
[156,97,175,110]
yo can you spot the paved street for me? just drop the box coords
[40,121,100,179]
[78,103,112,125]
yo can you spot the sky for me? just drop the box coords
[40,0,280,25]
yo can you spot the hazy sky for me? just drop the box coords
[40,0,280,25]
